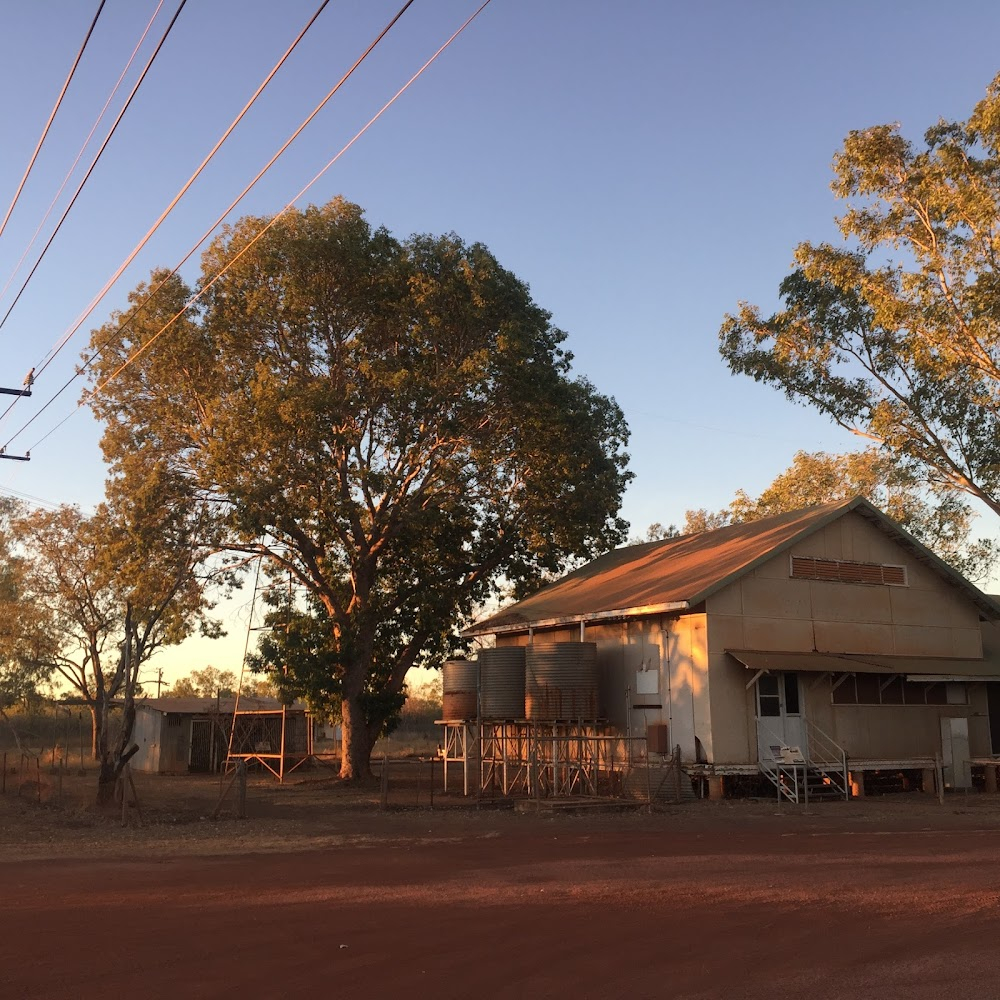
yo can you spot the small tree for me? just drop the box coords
[11,483,221,803]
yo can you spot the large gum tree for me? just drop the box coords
[720,72,1000,520]
[86,198,631,779]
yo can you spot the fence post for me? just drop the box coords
[380,753,389,810]
[237,761,247,819]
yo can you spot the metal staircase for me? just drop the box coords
[758,720,850,803]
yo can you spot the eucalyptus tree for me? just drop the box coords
[0,498,52,710]
[86,197,631,779]
[12,484,220,803]
[720,72,1000,519]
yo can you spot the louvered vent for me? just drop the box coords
[790,555,907,586]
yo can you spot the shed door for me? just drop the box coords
[755,673,806,763]
[189,719,212,773]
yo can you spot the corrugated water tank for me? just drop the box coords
[442,658,478,720]
[525,642,599,721]
[479,647,526,719]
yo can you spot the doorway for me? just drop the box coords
[755,672,805,763]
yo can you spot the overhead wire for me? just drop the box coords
[0,0,330,436]
[0,0,107,243]
[14,0,494,457]
[0,1,167,312]
[0,0,419,440]
[28,0,335,387]
[0,0,189,340]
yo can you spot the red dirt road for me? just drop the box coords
[2,815,1000,999]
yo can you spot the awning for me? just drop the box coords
[726,649,1000,678]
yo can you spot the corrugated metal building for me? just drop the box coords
[464,497,1000,795]
[131,697,310,774]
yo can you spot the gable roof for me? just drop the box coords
[465,497,1000,636]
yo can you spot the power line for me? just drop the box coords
[0,0,107,243]
[0,0,189,340]
[30,0,334,386]
[86,1,495,402]
[0,0,323,435]
[0,1,167,314]
[13,0,494,455]
[4,0,422,445]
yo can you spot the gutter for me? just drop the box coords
[463,600,691,637]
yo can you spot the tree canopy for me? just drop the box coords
[719,72,1000,521]
[7,493,219,802]
[85,198,632,778]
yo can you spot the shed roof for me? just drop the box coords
[465,497,1000,635]
[136,696,307,715]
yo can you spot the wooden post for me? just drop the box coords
[429,757,434,810]
[380,753,389,810]
[35,758,41,803]
[2,752,6,794]
[237,761,246,820]
[935,753,945,805]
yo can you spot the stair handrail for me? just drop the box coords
[805,718,850,801]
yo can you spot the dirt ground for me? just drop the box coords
[2,762,1000,999]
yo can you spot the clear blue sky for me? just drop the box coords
[2,1,999,683]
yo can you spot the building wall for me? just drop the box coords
[498,616,710,762]
[704,510,989,765]
[706,511,982,658]
[132,711,192,773]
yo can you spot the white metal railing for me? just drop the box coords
[756,718,850,803]
[805,719,850,801]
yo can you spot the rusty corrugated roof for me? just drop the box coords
[465,497,1000,635]
[136,696,306,714]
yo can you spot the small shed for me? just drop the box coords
[131,696,311,774]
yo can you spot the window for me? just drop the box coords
[832,675,956,705]
[757,674,780,716]
[790,555,907,586]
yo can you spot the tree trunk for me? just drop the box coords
[339,693,375,780]
[96,758,117,807]
[89,704,101,761]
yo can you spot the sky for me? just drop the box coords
[2,1,1000,686]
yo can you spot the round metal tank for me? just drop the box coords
[525,642,599,721]
[442,658,478,720]
[479,647,526,719]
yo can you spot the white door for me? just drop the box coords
[940,716,972,789]
[756,672,806,763]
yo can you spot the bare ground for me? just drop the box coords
[2,762,1000,999]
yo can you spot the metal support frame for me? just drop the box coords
[439,718,649,800]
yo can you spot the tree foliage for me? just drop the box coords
[85,198,631,778]
[8,493,219,802]
[672,449,996,580]
[0,499,51,709]
[166,666,239,699]
[720,72,1000,520]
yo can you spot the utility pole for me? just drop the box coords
[0,368,34,461]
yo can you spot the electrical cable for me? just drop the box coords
[0,0,107,243]
[88,0,497,404]
[28,0,333,382]
[0,0,403,435]
[0,0,189,339]
[11,0,493,454]
[0,1,167,312]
